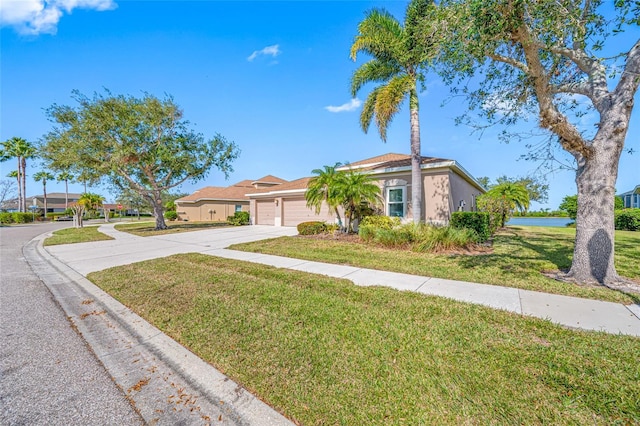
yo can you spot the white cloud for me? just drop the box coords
[0,0,117,35]
[325,98,362,113]
[247,44,281,62]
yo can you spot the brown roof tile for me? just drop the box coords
[340,153,409,168]
[252,175,288,185]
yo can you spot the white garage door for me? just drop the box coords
[283,198,329,227]
[256,200,275,225]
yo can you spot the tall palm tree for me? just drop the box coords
[56,171,74,209]
[335,170,381,233]
[6,170,21,212]
[350,0,435,224]
[33,171,55,219]
[1,137,36,212]
[305,163,344,229]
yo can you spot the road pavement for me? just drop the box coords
[0,222,143,425]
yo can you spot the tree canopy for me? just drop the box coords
[421,0,640,288]
[41,90,240,230]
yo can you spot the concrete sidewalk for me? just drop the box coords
[44,223,640,337]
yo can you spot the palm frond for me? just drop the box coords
[374,75,413,141]
[360,87,380,134]
[350,9,405,62]
[351,60,403,97]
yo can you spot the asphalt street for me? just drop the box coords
[0,222,143,425]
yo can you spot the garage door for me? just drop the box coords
[283,198,329,227]
[256,199,275,225]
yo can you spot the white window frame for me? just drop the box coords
[235,204,243,213]
[386,186,406,218]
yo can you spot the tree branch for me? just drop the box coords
[487,52,529,73]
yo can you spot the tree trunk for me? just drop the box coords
[409,87,422,223]
[64,180,69,209]
[43,182,47,221]
[21,157,27,213]
[14,169,22,214]
[566,138,622,286]
[152,196,168,230]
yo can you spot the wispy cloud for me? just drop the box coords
[0,0,117,35]
[325,98,362,113]
[247,44,281,62]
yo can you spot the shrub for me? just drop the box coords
[413,226,479,253]
[359,215,401,242]
[450,211,491,241]
[164,210,178,221]
[0,212,13,224]
[615,209,640,231]
[227,211,250,226]
[10,212,34,223]
[297,221,327,235]
[373,225,415,246]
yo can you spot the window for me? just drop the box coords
[387,187,405,217]
[235,204,243,212]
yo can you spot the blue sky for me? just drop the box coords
[1,0,638,210]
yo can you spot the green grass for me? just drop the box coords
[42,226,113,246]
[43,226,114,246]
[230,226,640,304]
[114,221,230,236]
[89,253,640,425]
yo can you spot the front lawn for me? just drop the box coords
[114,221,229,236]
[89,253,640,425]
[43,225,114,246]
[230,226,640,304]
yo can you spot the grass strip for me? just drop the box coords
[89,253,640,425]
[230,226,640,304]
[43,225,113,246]
[114,221,230,236]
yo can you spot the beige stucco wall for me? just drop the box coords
[448,171,484,215]
[176,200,249,222]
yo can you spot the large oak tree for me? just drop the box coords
[427,0,640,289]
[41,90,239,230]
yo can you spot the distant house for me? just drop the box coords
[247,153,485,227]
[619,185,640,208]
[1,193,82,213]
[175,176,287,222]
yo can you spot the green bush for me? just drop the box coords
[359,216,401,242]
[373,225,415,246]
[297,221,327,235]
[413,226,479,253]
[164,210,179,221]
[450,211,491,241]
[0,212,13,224]
[615,209,640,231]
[227,211,250,226]
[10,212,34,223]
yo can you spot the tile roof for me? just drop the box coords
[339,153,453,172]
[252,175,288,185]
[247,177,312,197]
[340,153,410,169]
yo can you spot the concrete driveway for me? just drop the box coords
[45,223,298,275]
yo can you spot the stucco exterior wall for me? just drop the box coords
[176,201,249,222]
[448,171,484,215]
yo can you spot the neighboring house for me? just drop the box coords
[1,193,82,213]
[248,153,485,227]
[175,175,287,222]
[619,185,640,208]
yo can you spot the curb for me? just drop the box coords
[24,232,294,426]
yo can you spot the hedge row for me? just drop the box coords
[0,212,36,224]
[450,211,491,242]
[615,209,640,231]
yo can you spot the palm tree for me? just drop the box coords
[483,183,530,228]
[6,170,21,212]
[1,137,36,212]
[56,171,74,209]
[335,170,381,233]
[79,192,105,218]
[305,163,344,229]
[350,0,435,224]
[33,171,55,220]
